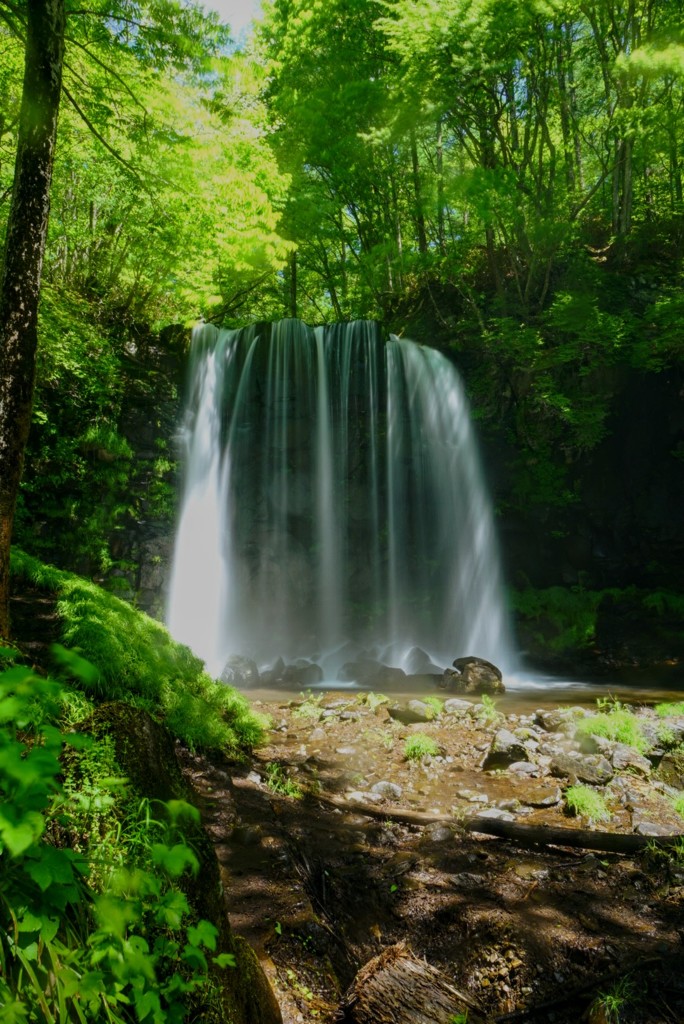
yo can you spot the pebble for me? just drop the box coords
[371,780,403,800]
[473,808,516,823]
[508,761,538,776]
[335,746,357,755]
[444,698,474,714]
[347,790,384,804]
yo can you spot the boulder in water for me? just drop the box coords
[220,655,260,688]
[440,655,504,695]
[260,656,286,686]
[283,660,324,688]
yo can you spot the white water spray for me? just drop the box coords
[167,320,514,676]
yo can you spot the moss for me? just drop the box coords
[11,548,265,753]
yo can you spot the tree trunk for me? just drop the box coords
[287,248,297,318]
[410,131,428,255]
[340,944,487,1024]
[0,0,65,640]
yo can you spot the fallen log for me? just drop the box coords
[319,793,453,828]
[464,816,684,854]
[339,943,488,1024]
[315,794,684,854]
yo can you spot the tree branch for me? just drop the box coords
[62,83,142,182]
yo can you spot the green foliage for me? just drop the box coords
[576,700,649,754]
[512,586,604,654]
[291,693,324,721]
[589,977,638,1024]
[0,663,234,1024]
[11,549,265,753]
[264,762,303,799]
[403,733,440,761]
[565,785,610,824]
[476,694,501,726]
[362,691,389,712]
[423,696,444,719]
[656,702,684,718]
[672,794,684,819]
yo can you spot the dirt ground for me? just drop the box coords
[179,692,684,1024]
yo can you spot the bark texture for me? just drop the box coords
[0,0,65,639]
[339,943,483,1024]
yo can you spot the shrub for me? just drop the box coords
[0,663,234,1024]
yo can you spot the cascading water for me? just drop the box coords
[166,320,514,679]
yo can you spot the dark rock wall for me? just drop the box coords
[118,325,683,625]
[115,325,187,617]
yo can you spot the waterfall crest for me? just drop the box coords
[167,320,514,678]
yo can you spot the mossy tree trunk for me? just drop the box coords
[0,0,65,639]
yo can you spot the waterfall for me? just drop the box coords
[167,320,514,679]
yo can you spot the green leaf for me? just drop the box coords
[165,799,200,825]
[187,919,218,951]
[0,819,40,856]
[214,953,237,968]
[151,842,199,877]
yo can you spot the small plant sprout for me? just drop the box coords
[404,733,440,761]
[363,691,389,712]
[565,785,610,823]
[292,692,324,721]
[265,762,303,799]
[477,693,501,725]
[589,976,637,1024]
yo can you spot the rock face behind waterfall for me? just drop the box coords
[440,656,505,695]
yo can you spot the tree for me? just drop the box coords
[0,0,65,640]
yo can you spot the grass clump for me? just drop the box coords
[672,794,684,819]
[265,763,303,799]
[404,732,440,761]
[655,701,684,718]
[423,696,444,719]
[11,548,265,753]
[589,977,638,1024]
[575,699,649,753]
[565,784,610,823]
